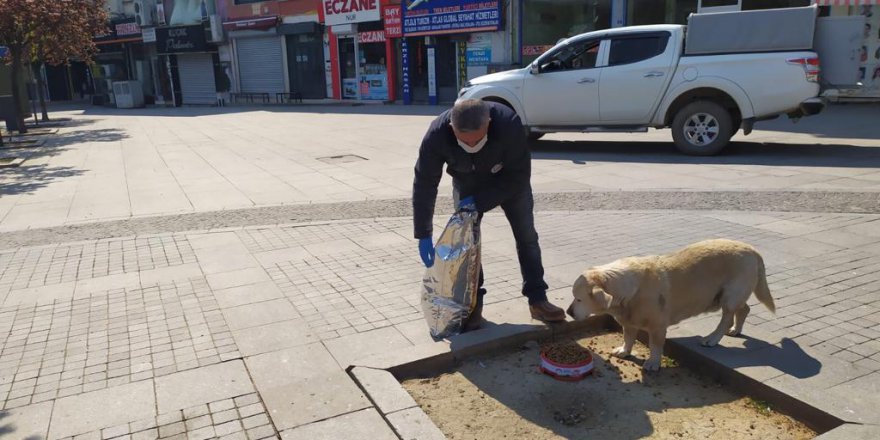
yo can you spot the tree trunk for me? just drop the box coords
[36,63,50,122]
[9,48,28,134]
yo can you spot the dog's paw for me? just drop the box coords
[642,358,661,372]
[727,328,741,337]
[701,334,722,347]
[612,346,631,358]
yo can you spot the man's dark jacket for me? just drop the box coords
[412,102,531,239]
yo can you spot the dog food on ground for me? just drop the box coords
[402,331,815,440]
[542,341,592,365]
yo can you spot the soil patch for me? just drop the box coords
[402,331,815,440]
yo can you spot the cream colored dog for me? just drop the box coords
[567,239,775,371]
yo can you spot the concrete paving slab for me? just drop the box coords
[800,229,880,248]
[260,371,370,431]
[323,326,413,368]
[48,380,154,439]
[194,250,259,275]
[137,263,203,286]
[73,272,140,296]
[213,282,284,309]
[244,343,339,391]
[0,401,53,440]
[385,407,447,440]
[353,341,452,372]
[253,247,310,266]
[279,408,396,440]
[222,298,299,331]
[349,367,417,415]
[773,236,846,258]
[394,319,436,346]
[205,267,271,291]
[187,232,243,250]
[3,282,76,307]
[814,423,880,440]
[231,319,316,357]
[154,361,254,414]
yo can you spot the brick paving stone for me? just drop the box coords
[157,422,185,438]
[131,429,158,440]
[4,210,880,434]
[233,393,260,407]
[0,277,234,408]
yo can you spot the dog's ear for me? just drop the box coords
[572,273,589,297]
[588,263,639,307]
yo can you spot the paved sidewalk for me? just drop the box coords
[1,209,880,438]
[1,104,879,231]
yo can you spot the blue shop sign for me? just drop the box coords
[402,0,501,37]
[467,47,491,65]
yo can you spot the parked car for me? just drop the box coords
[458,7,857,155]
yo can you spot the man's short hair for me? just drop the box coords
[450,99,490,132]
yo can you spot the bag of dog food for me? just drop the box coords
[420,209,481,339]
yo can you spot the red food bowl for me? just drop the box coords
[539,350,594,381]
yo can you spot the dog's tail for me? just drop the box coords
[754,254,776,314]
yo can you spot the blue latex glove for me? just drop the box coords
[418,237,434,268]
[458,195,476,211]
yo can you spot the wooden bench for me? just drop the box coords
[231,92,271,104]
[276,92,303,104]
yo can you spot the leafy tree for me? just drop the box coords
[0,0,107,130]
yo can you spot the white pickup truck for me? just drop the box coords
[458,10,846,155]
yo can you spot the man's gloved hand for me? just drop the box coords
[418,237,434,268]
[458,195,476,211]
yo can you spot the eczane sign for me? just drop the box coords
[324,0,381,26]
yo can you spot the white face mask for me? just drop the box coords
[458,135,488,154]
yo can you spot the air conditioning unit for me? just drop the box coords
[112,81,145,109]
[134,1,154,27]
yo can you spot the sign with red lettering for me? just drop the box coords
[115,21,141,36]
[323,0,381,26]
[383,5,402,38]
[358,30,385,43]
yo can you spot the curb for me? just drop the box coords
[347,314,880,439]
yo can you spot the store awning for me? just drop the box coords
[814,0,879,5]
[222,16,278,31]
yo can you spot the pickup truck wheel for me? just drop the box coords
[671,101,733,156]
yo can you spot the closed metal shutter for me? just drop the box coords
[236,37,284,94]
[178,54,216,105]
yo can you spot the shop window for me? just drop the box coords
[701,0,738,7]
[538,40,601,73]
[742,0,811,10]
[628,0,698,26]
[521,0,611,65]
[608,35,670,66]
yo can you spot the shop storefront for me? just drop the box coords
[156,24,218,105]
[280,22,326,99]
[92,17,157,105]
[325,0,395,101]
[816,0,880,101]
[401,0,505,104]
[224,17,285,96]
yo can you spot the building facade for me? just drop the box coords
[83,0,875,106]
